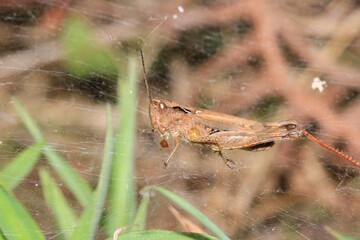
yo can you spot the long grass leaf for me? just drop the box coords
[0,142,44,190]
[42,147,93,207]
[0,184,46,240]
[111,230,219,240]
[142,186,230,240]
[12,98,43,142]
[39,168,77,240]
[106,55,138,233]
[12,98,93,207]
[325,227,359,240]
[88,104,114,240]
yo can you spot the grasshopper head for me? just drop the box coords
[149,97,193,136]
[149,97,174,135]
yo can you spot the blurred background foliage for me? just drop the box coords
[0,0,360,239]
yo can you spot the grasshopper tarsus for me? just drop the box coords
[163,162,168,169]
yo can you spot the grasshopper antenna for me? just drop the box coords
[139,43,152,103]
[300,129,360,168]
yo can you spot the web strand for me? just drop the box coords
[301,129,360,168]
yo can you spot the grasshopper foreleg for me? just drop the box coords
[163,136,180,168]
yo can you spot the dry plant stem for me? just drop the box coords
[113,225,134,240]
[301,129,360,168]
[168,206,207,234]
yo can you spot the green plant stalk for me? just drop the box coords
[142,186,230,240]
[88,104,114,240]
[106,55,138,234]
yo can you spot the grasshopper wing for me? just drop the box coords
[193,109,265,132]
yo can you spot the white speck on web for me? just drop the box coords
[173,14,178,19]
[108,34,115,41]
[311,77,327,92]
[178,6,184,13]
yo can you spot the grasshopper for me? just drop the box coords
[139,44,360,169]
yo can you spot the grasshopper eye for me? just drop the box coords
[158,101,168,114]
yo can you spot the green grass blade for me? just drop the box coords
[42,147,93,207]
[0,231,5,240]
[142,186,230,240]
[0,142,44,190]
[0,184,46,240]
[70,204,94,240]
[131,193,150,231]
[326,227,359,240]
[109,230,220,240]
[62,16,117,79]
[106,55,138,233]
[39,168,77,240]
[12,98,93,207]
[12,98,44,142]
[88,104,114,240]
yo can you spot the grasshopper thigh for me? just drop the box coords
[206,131,300,151]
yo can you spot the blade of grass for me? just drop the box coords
[0,141,44,190]
[67,105,115,240]
[142,186,230,240]
[110,230,220,240]
[11,98,43,142]
[70,204,94,240]
[39,168,77,240]
[12,98,93,208]
[88,104,114,240]
[0,184,46,240]
[131,192,150,231]
[325,226,359,240]
[106,54,138,233]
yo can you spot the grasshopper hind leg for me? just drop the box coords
[219,150,236,169]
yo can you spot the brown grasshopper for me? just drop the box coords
[139,44,360,169]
